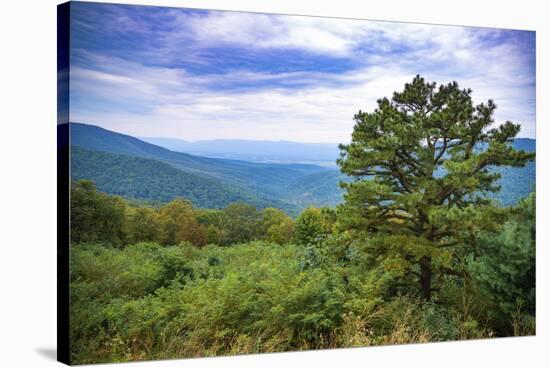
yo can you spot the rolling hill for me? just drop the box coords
[281,170,348,208]
[71,146,293,210]
[68,123,535,214]
[71,123,328,195]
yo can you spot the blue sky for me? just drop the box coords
[69,2,536,143]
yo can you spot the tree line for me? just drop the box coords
[71,179,335,248]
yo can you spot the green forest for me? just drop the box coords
[70,123,535,215]
[70,77,536,364]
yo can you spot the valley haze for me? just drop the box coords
[141,137,341,166]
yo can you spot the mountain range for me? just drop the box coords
[140,137,340,166]
[68,123,535,215]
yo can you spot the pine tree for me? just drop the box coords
[337,76,534,299]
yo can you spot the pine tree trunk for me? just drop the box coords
[420,256,432,300]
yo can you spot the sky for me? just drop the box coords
[69,2,536,143]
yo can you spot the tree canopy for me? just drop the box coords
[337,75,535,299]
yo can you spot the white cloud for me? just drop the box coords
[168,11,364,56]
[159,10,484,59]
[70,14,535,142]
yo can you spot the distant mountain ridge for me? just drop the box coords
[69,123,339,214]
[141,136,340,165]
[71,123,329,193]
[68,123,535,213]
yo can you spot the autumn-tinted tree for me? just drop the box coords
[126,207,162,244]
[196,209,225,244]
[338,76,534,299]
[260,208,294,244]
[158,198,207,247]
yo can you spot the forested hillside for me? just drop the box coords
[71,146,288,209]
[282,170,348,208]
[71,123,328,191]
[69,123,535,214]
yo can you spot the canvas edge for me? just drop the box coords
[57,1,71,365]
